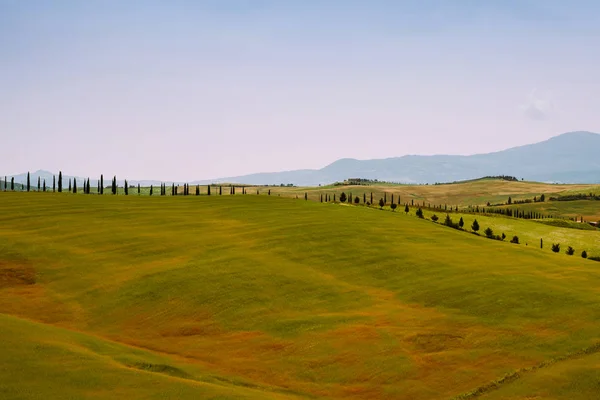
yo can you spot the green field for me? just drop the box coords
[3,192,600,399]
[496,200,600,224]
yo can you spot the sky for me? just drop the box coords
[1,0,600,181]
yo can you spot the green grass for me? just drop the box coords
[403,208,600,258]
[2,192,600,399]
[496,200,600,223]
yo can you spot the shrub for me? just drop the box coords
[458,217,464,228]
[339,192,347,203]
[431,214,439,222]
[501,232,506,240]
[510,235,519,244]
[566,246,575,256]
[551,243,560,253]
[366,201,371,206]
[390,203,397,211]
[471,219,480,232]
[582,250,588,259]
[416,208,424,218]
[589,256,600,262]
[378,198,384,209]
[354,196,360,204]
[484,227,494,238]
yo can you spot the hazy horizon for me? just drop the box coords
[2,1,600,181]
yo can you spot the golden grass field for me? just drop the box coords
[2,186,600,399]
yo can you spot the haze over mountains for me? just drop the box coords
[6,131,600,186]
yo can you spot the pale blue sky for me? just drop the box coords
[1,1,599,180]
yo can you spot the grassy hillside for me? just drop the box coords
[393,207,600,258]
[2,193,600,398]
[258,179,600,209]
[496,200,600,223]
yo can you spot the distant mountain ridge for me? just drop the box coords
[4,131,600,187]
[193,131,600,185]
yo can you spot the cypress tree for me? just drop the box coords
[100,175,104,195]
[208,185,211,195]
[219,186,222,195]
[370,192,373,204]
[11,177,14,191]
[69,179,72,192]
[391,194,394,204]
[43,179,46,192]
[3,176,6,191]
[138,184,140,194]
[305,192,308,201]
[363,193,366,203]
[53,175,56,192]
[150,185,153,196]
[124,180,128,195]
[320,194,323,202]
[73,178,77,193]
[27,172,30,192]
[384,193,386,204]
[268,189,270,195]
[112,176,117,194]
[172,183,175,196]
[37,176,40,191]
[196,185,200,195]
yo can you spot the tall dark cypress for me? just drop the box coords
[3,176,6,191]
[69,179,72,192]
[37,176,40,191]
[370,192,373,204]
[27,172,30,192]
[11,177,14,191]
[207,185,211,195]
[73,178,77,194]
[58,171,63,192]
[305,192,308,201]
[138,184,140,194]
[172,183,175,196]
[112,176,117,195]
[196,185,199,195]
[219,186,222,195]
[43,179,46,192]
[150,185,153,196]
[100,175,104,195]
[363,193,366,203]
[124,180,129,195]
[53,176,56,192]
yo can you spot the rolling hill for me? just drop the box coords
[2,193,600,399]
